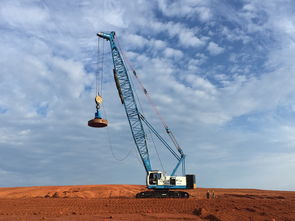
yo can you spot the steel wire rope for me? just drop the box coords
[147,126,166,173]
[127,62,165,172]
[100,39,105,96]
[115,36,166,172]
[116,41,150,164]
[96,38,100,96]
[114,38,145,119]
[115,37,184,165]
[115,37,169,129]
[102,102,134,162]
[124,56,166,172]
[98,40,134,162]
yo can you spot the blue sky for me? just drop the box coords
[0,0,295,190]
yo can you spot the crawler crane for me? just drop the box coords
[88,32,196,198]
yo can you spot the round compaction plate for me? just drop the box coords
[88,118,108,128]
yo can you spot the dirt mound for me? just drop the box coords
[0,185,294,220]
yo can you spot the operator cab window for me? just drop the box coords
[149,173,161,185]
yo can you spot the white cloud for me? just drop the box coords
[163,47,183,58]
[0,2,49,27]
[221,26,251,43]
[150,39,167,50]
[207,41,224,55]
[122,33,149,50]
[141,21,205,48]
[184,74,216,95]
[103,1,126,27]
[180,30,204,48]
[158,0,212,21]
[19,129,31,136]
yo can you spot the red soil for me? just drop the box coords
[0,184,294,220]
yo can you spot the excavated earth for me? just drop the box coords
[0,184,294,221]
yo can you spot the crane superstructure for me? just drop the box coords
[90,31,195,198]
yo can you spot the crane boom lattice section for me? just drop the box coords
[98,32,152,173]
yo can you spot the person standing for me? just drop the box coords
[206,190,210,199]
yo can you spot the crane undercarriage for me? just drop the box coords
[136,190,189,198]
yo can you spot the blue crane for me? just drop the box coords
[89,31,195,198]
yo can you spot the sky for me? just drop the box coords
[0,0,295,190]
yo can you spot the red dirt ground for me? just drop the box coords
[0,184,294,220]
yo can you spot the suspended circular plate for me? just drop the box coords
[88,118,108,128]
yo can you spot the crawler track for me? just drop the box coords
[136,190,189,198]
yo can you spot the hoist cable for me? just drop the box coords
[115,37,168,129]
[96,37,105,96]
[96,37,100,96]
[115,37,170,171]
[99,40,133,162]
[100,39,105,96]
[115,37,183,154]
[114,37,145,115]
[147,127,166,173]
[101,98,134,162]
[115,37,152,165]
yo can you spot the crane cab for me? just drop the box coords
[147,171,163,186]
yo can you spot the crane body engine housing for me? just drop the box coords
[147,171,195,189]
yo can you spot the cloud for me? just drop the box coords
[221,26,251,44]
[0,1,49,27]
[136,20,205,48]
[160,22,205,48]
[180,30,205,48]
[184,74,216,95]
[121,33,149,50]
[150,39,167,50]
[163,47,183,58]
[207,41,224,55]
[157,0,212,21]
